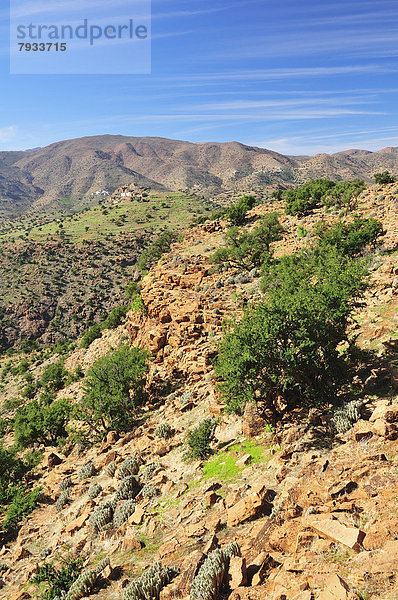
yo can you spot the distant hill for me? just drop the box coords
[0,135,397,218]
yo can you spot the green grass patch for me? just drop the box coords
[203,440,270,481]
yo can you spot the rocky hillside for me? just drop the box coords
[0,184,397,600]
[0,190,214,350]
[1,136,398,218]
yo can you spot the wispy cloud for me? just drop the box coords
[0,126,17,142]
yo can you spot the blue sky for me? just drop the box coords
[1,0,398,154]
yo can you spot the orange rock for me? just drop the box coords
[130,506,145,525]
[65,512,89,535]
[228,556,247,589]
[318,574,352,600]
[308,516,365,551]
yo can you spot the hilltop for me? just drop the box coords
[0,182,397,600]
[1,135,398,218]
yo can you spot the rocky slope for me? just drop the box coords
[0,185,397,600]
[1,136,398,218]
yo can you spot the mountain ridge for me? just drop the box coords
[1,135,397,219]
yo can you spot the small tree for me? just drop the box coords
[40,360,68,392]
[211,213,283,271]
[81,344,149,433]
[374,170,396,184]
[315,217,384,256]
[216,247,367,414]
[14,398,71,448]
[226,195,256,226]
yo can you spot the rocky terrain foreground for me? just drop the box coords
[1,184,398,600]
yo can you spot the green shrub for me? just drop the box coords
[3,486,42,533]
[14,398,71,448]
[284,179,365,216]
[40,360,68,392]
[0,445,30,504]
[322,179,366,207]
[211,213,283,271]
[81,344,149,433]
[285,179,335,215]
[216,247,367,414]
[137,230,178,273]
[315,217,384,256]
[81,323,102,348]
[125,281,141,300]
[31,557,83,600]
[186,418,217,460]
[101,305,129,330]
[374,170,396,184]
[225,195,256,226]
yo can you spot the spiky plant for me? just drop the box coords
[190,542,240,600]
[65,558,110,600]
[88,483,102,500]
[117,456,139,479]
[140,484,160,499]
[59,475,72,491]
[332,399,363,434]
[88,501,114,533]
[140,463,161,483]
[56,488,72,512]
[115,475,140,501]
[113,499,136,528]
[106,461,117,477]
[123,562,179,600]
[155,423,173,439]
[78,461,96,481]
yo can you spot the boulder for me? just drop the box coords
[308,516,365,551]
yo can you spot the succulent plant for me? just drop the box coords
[140,463,161,483]
[88,501,114,533]
[190,542,240,600]
[140,484,160,499]
[155,423,173,439]
[105,461,117,477]
[115,475,141,501]
[113,499,136,528]
[65,557,110,600]
[59,475,72,491]
[117,455,139,479]
[78,461,96,481]
[56,487,72,512]
[123,561,179,600]
[88,483,102,500]
[332,399,363,434]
